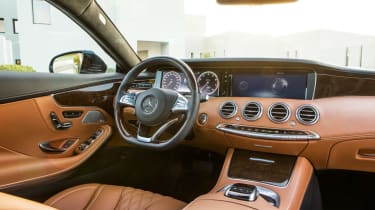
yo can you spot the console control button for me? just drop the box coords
[78,143,89,151]
[225,183,258,202]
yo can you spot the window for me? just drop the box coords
[0,18,5,33]
[12,19,18,34]
[0,0,115,73]
[32,0,51,24]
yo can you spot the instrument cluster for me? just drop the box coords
[160,70,220,96]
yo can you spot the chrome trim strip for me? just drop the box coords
[312,72,317,99]
[254,144,273,149]
[257,186,280,207]
[216,123,320,140]
[137,118,179,143]
[220,184,280,207]
[249,157,275,164]
[171,93,189,113]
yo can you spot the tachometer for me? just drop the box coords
[197,71,220,95]
[162,71,182,91]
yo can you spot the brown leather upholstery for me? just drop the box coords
[45,184,186,210]
[0,192,57,210]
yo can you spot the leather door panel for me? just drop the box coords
[0,95,113,189]
[327,139,375,173]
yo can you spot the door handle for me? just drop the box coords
[358,149,375,158]
[39,142,67,153]
[50,112,72,130]
[39,139,77,154]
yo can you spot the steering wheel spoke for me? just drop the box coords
[118,92,137,107]
[137,118,179,143]
[171,93,189,113]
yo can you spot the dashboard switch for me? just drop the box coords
[198,113,208,125]
[78,143,89,152]
[50,112,72,130]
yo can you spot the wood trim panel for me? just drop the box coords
[185,148,313,210]
[53,83,120,115]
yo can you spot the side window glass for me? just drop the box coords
[0,0,116,73]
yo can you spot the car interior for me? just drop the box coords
[0,0,374,210]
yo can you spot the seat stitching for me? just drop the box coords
[129,188,137,210]
[46,186,97,206]
[84,184,104,210]
[138,189,145,210]
[114,186,125,210]
[118,187,135,210]
[145,191,155,210]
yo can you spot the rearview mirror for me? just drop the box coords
[49,51,107,74]
[217,0,297,5]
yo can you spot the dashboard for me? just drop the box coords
[155,69,315,100]
[129,58,375,173]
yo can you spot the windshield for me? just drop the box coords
[98,0,375,70]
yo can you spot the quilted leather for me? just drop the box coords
[45,184,186,210]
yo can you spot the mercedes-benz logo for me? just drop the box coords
[142,96,158,114]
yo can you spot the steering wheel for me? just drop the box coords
[114,56,200,150]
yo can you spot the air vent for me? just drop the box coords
[219,101,237,119]
[242,102,262,121]
[268,103,290,123]
[130,79,154,89]
[296,105,319,125]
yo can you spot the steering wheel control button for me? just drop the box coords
[198,113,208,125]
[119,93,137,106]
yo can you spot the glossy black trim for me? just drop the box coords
[0,72,123,104]
[228,149,296,187]
[183,58,375,76]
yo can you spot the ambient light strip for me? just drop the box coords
[216,123,320,140]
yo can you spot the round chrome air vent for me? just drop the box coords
[267,103,291,123]
[219,101,237,119]
[242,102,262,121]
[296,105,319,125]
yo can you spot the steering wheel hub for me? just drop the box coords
[135,88,178,126]
[141,95,158,114]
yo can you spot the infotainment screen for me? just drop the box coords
[232,74,307,99]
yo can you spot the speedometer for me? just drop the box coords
[162,71,182,91]
[197,71,220,95]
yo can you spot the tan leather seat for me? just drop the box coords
[45,183,186,210]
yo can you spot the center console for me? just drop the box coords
[184,148,322,210]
